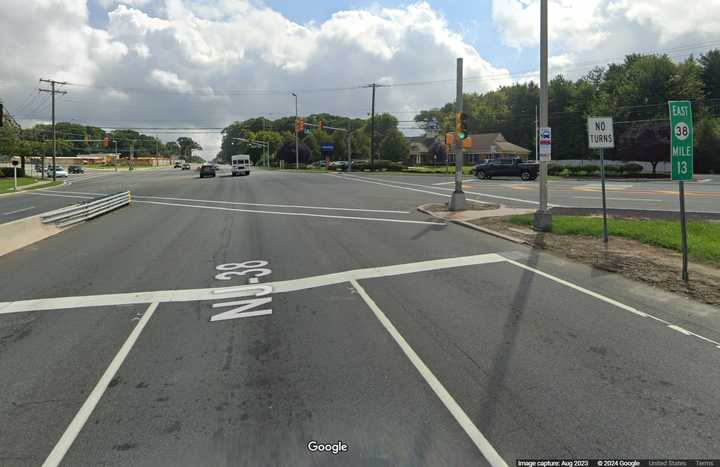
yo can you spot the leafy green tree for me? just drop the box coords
[700,50,720,100]
[379,129,409,162]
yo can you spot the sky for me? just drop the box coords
[2,0,720,158]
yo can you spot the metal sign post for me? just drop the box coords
[12,159,18,191]
[588,117,615,243]
[669,100,694,282]
[449,58,466,211]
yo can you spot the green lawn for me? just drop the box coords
[0,177,62,193]
[506,214,720,266]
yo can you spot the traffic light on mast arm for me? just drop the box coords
[319,120,324,131]
[295,118,305,133]
[455,112,469,140]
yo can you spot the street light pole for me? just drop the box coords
[292,92,299,169]
[533,0,552,231]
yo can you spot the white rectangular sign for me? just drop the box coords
[539,127,551,160]
[588,117,614,149]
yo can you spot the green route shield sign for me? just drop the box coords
[669,100,693,181]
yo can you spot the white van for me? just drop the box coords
[231,154,251,176]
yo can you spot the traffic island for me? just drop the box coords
[417,201,535,244]
[466,214,720,306]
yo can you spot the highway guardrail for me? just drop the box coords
[40,191,131,228]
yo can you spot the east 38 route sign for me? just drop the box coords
[669,100,693,181]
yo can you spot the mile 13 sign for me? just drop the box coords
[669,100,693,181]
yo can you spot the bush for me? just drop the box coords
[582,165,600,174]
[0,167,25,177]
[548,164,567,176]
[559,168,571,177]
[605,165,622,174]
[623,163,644,174]
[575,170,588,177]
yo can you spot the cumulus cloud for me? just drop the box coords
[9,0,717,158]
[492,0,720,77]
[1,0,515,157]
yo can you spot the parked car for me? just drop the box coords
[329,161,348,170]
[182,162,191,170]
[199,164,216,178]
[46,165,69,178]
[173,161,182,168]
[68,165,84,174]
[472,158,539,181]
[309,160,329,168]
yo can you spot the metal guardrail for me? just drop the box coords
[40,191,131,228]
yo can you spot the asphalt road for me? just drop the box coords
[1,167,720,466]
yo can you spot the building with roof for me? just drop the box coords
[408,132,531,165]
[448,133,531,163]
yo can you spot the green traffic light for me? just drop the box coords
[458,131,466,140]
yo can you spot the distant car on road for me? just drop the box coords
[472,158,539,181]
[182,162,191,170]
[329,161,348,170]
[46,166,69,178]
[68,165,84,174]
[231,154,251,176]
[309,160,329,168]
[173,161,182,168]
[199,164,216,178]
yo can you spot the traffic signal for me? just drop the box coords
[295,118,305,133]
[445,132,455,146]
[103,135,110,148]
[456,112,469,140]
[84,135,90,145]
[0,103,3,127]
[319,120,324,131]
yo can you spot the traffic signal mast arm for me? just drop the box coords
[302,122,349,133]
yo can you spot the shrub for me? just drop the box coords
[575,170,588,177]
[548,164,566,175]
[623,163,644,174]
[582,165,600,174]
[0,167,25,177]
[605,165,622,174]
[559,168,571,177]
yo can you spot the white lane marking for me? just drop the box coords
[42,302,159,467]
[578,183,633,191]
[699,179,711,183]
[432,179,473,186]
[503,258,720,349]
[667,324,691,335]
[42,190,410,214]
[135,199,442,226]
[26,192,94,200]
[336,174,554,206]
[0,254,505,314]
[3,206,35,215]
[572,196,662,202]
[350,279,508,467]
[212,309,272,321]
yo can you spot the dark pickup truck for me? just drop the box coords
[471,158,539,181]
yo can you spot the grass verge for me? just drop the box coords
[506,214,720,266]
[0,177,62,194]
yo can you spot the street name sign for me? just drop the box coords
[669,100,693,181]
[588,117,614,148]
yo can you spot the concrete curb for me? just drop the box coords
[417,206,530,246]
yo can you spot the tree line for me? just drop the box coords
[415,50,720,172]
[0,122,205,166]
[215,113,409,165]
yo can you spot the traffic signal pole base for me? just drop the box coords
[532,210,552,232]
[448,191,466,211]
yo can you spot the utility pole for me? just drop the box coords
[533,0,552,231]
[39,79,68,182]
[370,83,376,171]
[449,58,466,211]
[292,93,299,169]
